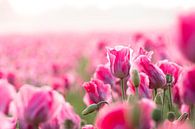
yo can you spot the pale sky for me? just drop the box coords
[0,0,194,33]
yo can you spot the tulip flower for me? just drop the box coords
[134,55,166,89]
[93,64,115,87]
[83,79,112,106]
[0,79,16,115]
[107,46,132,79]
[95,103,133,129]
[178,12,195,62]
[14,85,65,127]
[158,60,182,85]
[181,67,195,105]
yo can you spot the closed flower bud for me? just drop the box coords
[131,69,140,88]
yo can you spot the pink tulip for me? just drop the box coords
[127,73,152,98]
[95,103,133,129]
[93,64,115,86]
[107,46,132,79]
[178,12,195,62]
[181,67,195,105]
[134,55,166,89]
[138,99,156,129]
[83,79,112,105]
[82,125,95,129]
[172,85,182,106]
[41,102,80,129]
[158,60,182,84]
[14,85,64,127]
[0,79,16,115]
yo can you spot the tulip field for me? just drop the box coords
[1,11,195,129]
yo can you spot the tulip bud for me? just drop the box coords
[152,108,162,123]
[82,104,98,116]
[167,112,176,122]
[131,69,140,88]
[82,101,108,115]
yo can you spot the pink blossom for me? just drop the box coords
[0,79,16,115]
[95,103,133,129]
[178,12,195,62]
[83,79,112,105]
[41,102,80,129]
[181,67,195,105]
[107,46,132,79]
[93,64,115,86]
[138,98,156,129]
[134,55,166,89]
[14,85,64,127]
[158,60,182,84]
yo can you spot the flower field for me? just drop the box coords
[1,11,195,129]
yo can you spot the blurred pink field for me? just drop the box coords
[1,5,195,129]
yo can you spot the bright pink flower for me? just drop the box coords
[93,64,115,87]
[83,79,112,105]
[107,46,132,79]
[158,60,182,84]
[82,125,95,129]
[181,67,195,105]
[172,85,182,106]
[41,102,80,129]
[95,103,133,129]
[180,104,190,115]
[138,99,156,129]
[0,113,16,129]
[178,12,195,62]
[127,73,152,98]
[134,55,166,89]
[0,79,16,115]
[14,85,64,127]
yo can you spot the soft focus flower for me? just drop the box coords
[14,85,64,128]
[172,85,182,106]
[158,60,182,84]
[181,67,195,105]
[41,102,80,129]
[95,103,133,129]
[83,79,112,105]
[107,46,132,79]
[0,79,16,115]
[138,99,156,129]
[134,55,166,89]
[127,73,152,98]
[178,12,195,62]
[93,64,115,87]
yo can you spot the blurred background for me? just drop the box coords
[0,0,195,125]
[0,0,195,33]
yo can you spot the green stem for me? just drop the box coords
[190,105,195,128]
[168,85,173,111]
[120,78,126,101]
[162,89,166,119]
[135,87,139,98]
[153,88,158,100]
